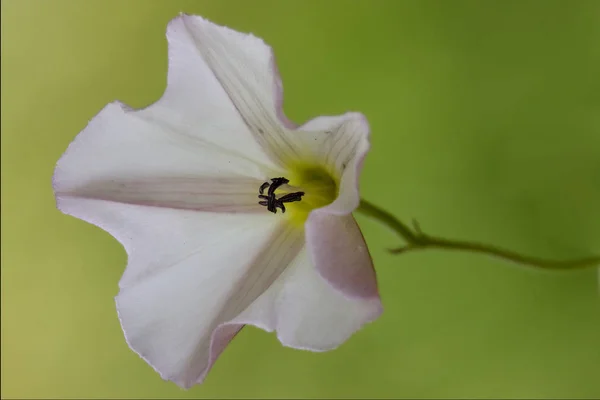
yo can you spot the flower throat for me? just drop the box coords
[258,165,339,225]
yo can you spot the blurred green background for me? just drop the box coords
[2,0,600,398]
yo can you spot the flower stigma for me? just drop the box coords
[259,164,339,226]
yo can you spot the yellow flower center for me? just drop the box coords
[275,163,338,227]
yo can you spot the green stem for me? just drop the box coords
[356,199,600,270]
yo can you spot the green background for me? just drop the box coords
[2,0,600,398]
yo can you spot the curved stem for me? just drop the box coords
[356,198,419,244]
[356,199,600,271]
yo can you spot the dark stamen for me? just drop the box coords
[257,177,304,214]
[277,192,305,203]
[259,182,270,195]
[267,177,289,196]
[275,201,286,213]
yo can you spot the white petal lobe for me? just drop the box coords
[53,102,274,206]
[235,248,382,351]
[294,112,371,214]
[172,15,300,166]
[115,215,304,388]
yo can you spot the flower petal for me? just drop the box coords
[57,176,267,213]
[165,14,301,166]
[305,211,379,299]
[53,102,279,211]
[111,212,304,388]
[234,247,382,351]
[293,112,371,215]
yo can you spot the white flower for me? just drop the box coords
[53,14,382,388]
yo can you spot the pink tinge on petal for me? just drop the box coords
[57,176,266,214]
[199,323,244,382]
[305,211,379,300]
[233,247,382,352]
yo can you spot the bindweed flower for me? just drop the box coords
[53,14,382,388]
